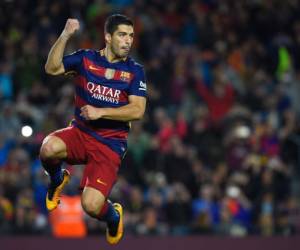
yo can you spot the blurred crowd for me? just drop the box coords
[1,0,300,237]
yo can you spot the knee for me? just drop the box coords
[81,197,104,218]
[40,136,63,160]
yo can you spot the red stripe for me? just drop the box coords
[119,91,128,103]
[76,75,88,87]
[83,57,134,83]
[115,70,121,80]
[97,129,128,139]
[76,75,129,103]
[75,95,88,108]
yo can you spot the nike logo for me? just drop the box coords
[89,65,101,71]
[96,178,107,186]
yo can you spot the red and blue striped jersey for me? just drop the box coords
[62,49,147,156]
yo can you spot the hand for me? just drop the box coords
[80,105,103,120]
[61,18,80,39]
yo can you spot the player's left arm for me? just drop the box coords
[80,95,146,121]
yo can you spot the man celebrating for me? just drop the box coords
[40,14,147,244]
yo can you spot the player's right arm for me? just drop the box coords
[45,19,80,75]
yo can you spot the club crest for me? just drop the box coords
[120,71,131,82]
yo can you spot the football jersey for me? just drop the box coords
[62,49,147,156]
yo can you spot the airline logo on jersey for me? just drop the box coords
[87,82,121,104]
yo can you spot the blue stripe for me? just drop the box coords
[74,108,130,131]
[82,52,132,72]
[72,120,127,157]
[75,86,93,105]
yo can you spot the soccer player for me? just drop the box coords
[40,14,147,244]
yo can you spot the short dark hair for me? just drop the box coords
[104,14,133,34]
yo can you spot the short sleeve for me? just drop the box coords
[128,66,147,97]
[62,49,85,73]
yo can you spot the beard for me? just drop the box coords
[111,44,130,58]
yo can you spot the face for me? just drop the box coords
[106,24,134,58]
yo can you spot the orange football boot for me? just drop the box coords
[106,203,124,244]
[46,169,70,211]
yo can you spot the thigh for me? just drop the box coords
[80,140,121,198]
[50,126,87,165]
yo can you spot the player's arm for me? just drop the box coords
[45,19,80,75]
[80,95,146,122]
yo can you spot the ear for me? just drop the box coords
[105,33,112,44]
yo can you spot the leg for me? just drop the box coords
[79,136,123,244]
[40,135,71,211]
[40,135,68,160]
[81,186,106,218]
[40,126,86,211]
[40,135,67,185]
[81,187,123,244]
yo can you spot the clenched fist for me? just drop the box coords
[80,105,104,120]
[61,18,80,39]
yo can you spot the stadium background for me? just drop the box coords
[1,0,300,249]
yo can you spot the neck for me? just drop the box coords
[104,47,126,63]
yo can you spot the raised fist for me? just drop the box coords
[61,18,80,38]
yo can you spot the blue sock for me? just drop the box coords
[50,167,63,186]
[99,201,120,236]
[41,159,63,186]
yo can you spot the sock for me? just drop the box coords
[98,200,120,236]
[41,158,63,186]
